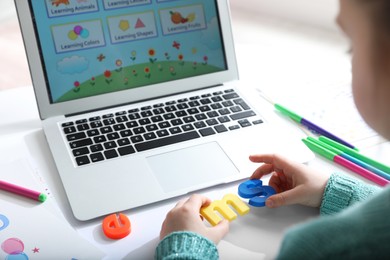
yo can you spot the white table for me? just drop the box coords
[1,11,389,259]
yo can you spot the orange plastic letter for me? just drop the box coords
[102,213,131,239]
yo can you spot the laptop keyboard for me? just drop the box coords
[61,89,263,166]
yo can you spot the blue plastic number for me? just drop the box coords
[238,180,276,207]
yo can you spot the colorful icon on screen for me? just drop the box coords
[68,25,89,40]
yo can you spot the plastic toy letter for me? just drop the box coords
[238,179,276,207]
[102,213,131,239]
[200,194,250,226]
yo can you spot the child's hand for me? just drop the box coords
[249,154,330,208]
[159,194,229,244]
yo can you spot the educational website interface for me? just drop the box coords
[31,0,227,103]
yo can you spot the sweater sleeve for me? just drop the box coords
[320,173,380,215]
[155,231,219,260]
[277,174,390,260]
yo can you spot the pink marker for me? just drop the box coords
[0,180,47,202]
[303,139,389,187]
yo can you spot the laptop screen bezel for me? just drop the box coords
[15,0,239,120]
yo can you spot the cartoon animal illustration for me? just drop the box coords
[169,11,196,24]
[51,0,70,7]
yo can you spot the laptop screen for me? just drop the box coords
[29,0,228,104]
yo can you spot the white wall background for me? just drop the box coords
[1,0,339,31]
[0,0,15,21]
[230,0,340,32]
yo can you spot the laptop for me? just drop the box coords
[15,0,313,221]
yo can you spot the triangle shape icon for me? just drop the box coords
[135,18,145,29]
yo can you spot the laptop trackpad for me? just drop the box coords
[147,142,238,193]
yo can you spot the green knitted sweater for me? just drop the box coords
[155,173,384,259]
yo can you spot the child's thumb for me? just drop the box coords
[210,219,230,244]
[266,189,300,208]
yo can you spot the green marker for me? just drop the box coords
[302,138,335,161]
[319,136,390,174]
[274,103,358,150]
[274,103,302,123]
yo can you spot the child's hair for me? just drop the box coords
[358,0,390,30]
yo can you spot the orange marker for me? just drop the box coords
[102,213,131,239]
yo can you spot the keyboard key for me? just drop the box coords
[141,111,153,117]
[113,123,126,131]
[126,121,138,128]
[206,111,219,118]
[238,119,251,127]
[67,132,86,141]
[104,149,119,159]
[89,116,101,121]
[222,101,234,107]
[139,118,151,125]
[86,129,99,137]
[128,113,141,120]
[229,125,240,130]
[62,122,74,127]
[194,121,207,129]
[120,129,133,137]
[90,144,103,152]
[118,145,136,156]
[115,111,127,116]
[218,116,230,123]
[116,115,128,123]
[199,105,211,112]
[253,119,264,125]
[230,106,242,113]
[163,113,175,120]
[230,110,256,120]
[135,131,200,152]
[182,124,195,131]
[151,115,163,122]
[144,132,157,140]
[70,138,93,149]
[199,127,216,136]
[90,152,104,163]
[206,119,218,126]
[133,127,146,134]
[234,98,251,110]
[156,129,170,137]
[77,123,90,131]
[107,133,120,140]
[187,108,199,114]
[73,147,89,157]
[169,127,182,135]
[131,135,144,143]
[223,93,239,100]
[188,101,200,107]
[117,138,131,146]
[75,156,90,166]
[104,141,117,149]
[158,121,171,129]
[214,125,228,133]
[63,126,76,134]
[171,118,183,126]
[100,126,113,134]
[195,113,207,120]
[103,113,114,118]
[177,103,189,110]
[93,135,107,143]
[76,119,87,124]
[146,124,158,131]
[90,121,103,128]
